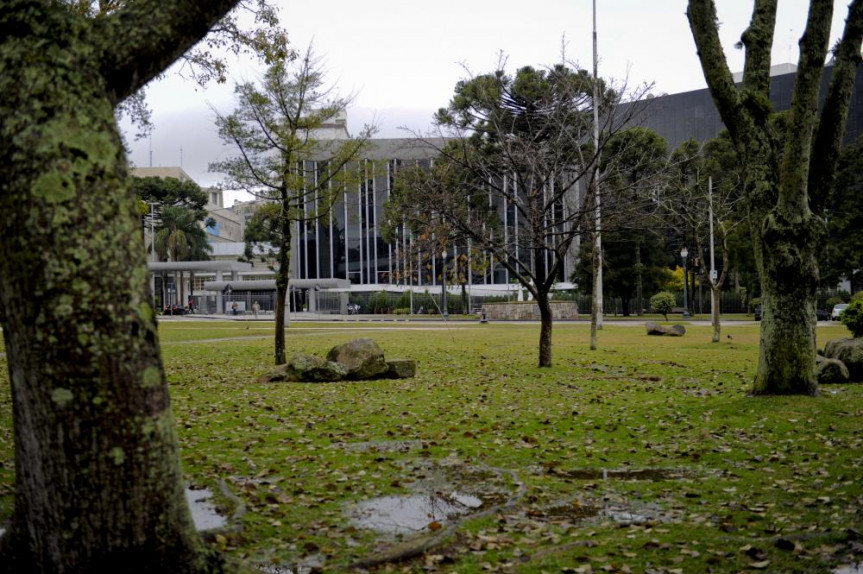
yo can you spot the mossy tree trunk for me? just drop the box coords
[274,199,292,365]
[537,292,554,368]
[0,0,240,570]
[687,0,863,395]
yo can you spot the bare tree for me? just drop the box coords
[388,60,653,366]
[211,44,375,365]
[661,136,747,341]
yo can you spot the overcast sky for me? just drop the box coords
[121,0,851,201]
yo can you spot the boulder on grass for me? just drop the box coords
[385,359,416,379]
[823,338,863,381]
[815,355,851,384]
[259,353,347,383]
[645,322,686,336]
[327,338,388,379]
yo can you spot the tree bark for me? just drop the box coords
[274,204,292,365]
[0,0,239,569]
[537,293,553,368]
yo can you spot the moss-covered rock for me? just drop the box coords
[815,355,851,384]
[823,338,863,381]
[327,338,388,380]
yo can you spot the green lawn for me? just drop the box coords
[1,321,860,572]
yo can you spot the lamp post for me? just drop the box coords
[441,249,448,319]
[680,247,690,318]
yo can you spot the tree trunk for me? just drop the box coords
[590,231,602,350]
[0,4,220,569]
[537,293,553,367]
[461,283,468,314]
[711,285,721,342]
[274,204,293,365]
[752,212,821,395]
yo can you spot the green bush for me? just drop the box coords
[650,291,676,321]
[393,307,410,315]
[850,291,863,304]
[840,300,863,337]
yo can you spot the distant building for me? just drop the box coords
[639,63,863,151]
[137,64,863,311]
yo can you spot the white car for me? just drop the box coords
[832,303,849,320]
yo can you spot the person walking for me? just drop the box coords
[252,300,260,319]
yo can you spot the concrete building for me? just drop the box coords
[639,63,863,151]
[139,63,863,313]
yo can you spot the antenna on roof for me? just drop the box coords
[149,135,153,167]
[180,145,184,168]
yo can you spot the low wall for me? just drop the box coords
[482,301,578,320]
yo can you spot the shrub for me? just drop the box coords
[393,307,410,315]
[650,291,676,321]
[840,300,863,337]
[850,291,863,304]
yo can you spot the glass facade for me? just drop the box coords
[287,66,862,288]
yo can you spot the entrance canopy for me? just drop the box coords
[202,278,352,292]
[148,261,254,273]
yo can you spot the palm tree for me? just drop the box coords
[153,206,212,310]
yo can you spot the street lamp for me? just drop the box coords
[441,249,448,319]
[680,247,690,318]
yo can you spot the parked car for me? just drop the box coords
[832,303,849,320]
[163,305,187,315]
[816,308,831,321]
[754,305,762,321]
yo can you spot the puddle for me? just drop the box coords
[557,468,691,481]
[600,509,650,525]
[340,440,424,453]
[348,491,482,534]
[255,554,324,574]
[186,487,227,532]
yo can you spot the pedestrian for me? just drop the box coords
[252,300,260,319]
[231,301,238,315]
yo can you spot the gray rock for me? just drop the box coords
[327,338,389,380]
[815,355,851,384]
[823,338,863,381]
[259,353,347,383]
[385,359,416,379]
[645,322,686,336]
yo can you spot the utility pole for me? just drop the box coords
[590,0,603,350]
[149,202,157,308]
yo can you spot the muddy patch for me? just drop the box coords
[339,440,424,454]
[552,467,693,481]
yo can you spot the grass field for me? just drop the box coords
[1,320,861,572]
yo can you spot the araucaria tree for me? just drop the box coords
[389,62,651,367]
[0,0,244,570]
[212,45,374,366]
[687,0,863,395]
